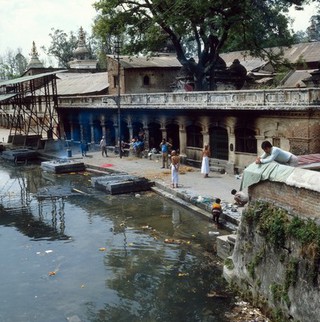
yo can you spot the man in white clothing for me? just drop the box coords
[255,141,298,167]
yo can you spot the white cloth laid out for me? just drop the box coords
[240,162,295,190]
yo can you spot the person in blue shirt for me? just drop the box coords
[255,141,298,167]
[159,138,172,169]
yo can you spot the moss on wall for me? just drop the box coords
[226,201,320,322]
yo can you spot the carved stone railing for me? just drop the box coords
[58,88,320,111]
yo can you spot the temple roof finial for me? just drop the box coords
[26,41,44,69]
[73,26,90,59]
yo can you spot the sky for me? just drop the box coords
[0,0,97,66]
[0,0,318,67]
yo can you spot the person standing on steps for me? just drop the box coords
[100,136,107,157]
[159,138,172,169]
[201,144,210,178]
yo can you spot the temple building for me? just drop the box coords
[1,29,320,173]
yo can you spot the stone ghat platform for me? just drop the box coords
[41,159,85,173]
[91,174,154,195]
[1,148,38,164]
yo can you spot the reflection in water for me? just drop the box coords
[172,207,181,228]
[0,161,234,322]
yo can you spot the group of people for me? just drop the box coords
[208,140,299,225]
[159,138,180,188]
[100,136,298,224]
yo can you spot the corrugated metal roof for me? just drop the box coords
[220,51,268,72]
[221,42,320,71]
[0,70,67,86]
[281,42,320,64]
[56,72,108,95]
[0,93,17,102]
[108,55,182,69]
[278,70,313,88]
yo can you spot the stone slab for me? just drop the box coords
[92,174,153,195]
[41,160,85,173]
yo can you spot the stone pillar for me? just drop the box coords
[90,123,95,144]
[128,125,133,142]
[179,125,187,155]
[201,131,209,147]
[69,122,74,141]
[228,133,236,165]
[114,122,119,146]
[100,115,106,139]
[143,126,149,150]
[160,127,167,140]
[255,136,265,156]
[80,123,84,141]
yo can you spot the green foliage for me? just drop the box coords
[272,307,287,322]
[284,259,299,290]
[246,248,265,279]
[287,217,320,247]
[0,49,27,79]
[244,202,320,259]
[92,0,310,91]
[41,28,78,68]
[270,283,284,303]
[224,257,234,270]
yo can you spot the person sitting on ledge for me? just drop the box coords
[255,140,298,167]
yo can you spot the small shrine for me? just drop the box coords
[68,27,97,69]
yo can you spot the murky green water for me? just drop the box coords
[0,162,235,322]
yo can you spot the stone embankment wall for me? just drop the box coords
[224,169,320,322]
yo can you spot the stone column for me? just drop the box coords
[79,123,84,141]
[255,136,265,156]
[114,121,119,146]
[90,122,95,144]
[100,115,106,139]
[69,122,74,141]
[179,124,187,155]
[160,127,167,140]
[128,125,133,142]
[201,131,210,147]
[143,126,149,150]
[228,133,236,164]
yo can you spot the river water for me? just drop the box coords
[0,161,236,322]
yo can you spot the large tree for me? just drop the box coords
[92,0,315,91]
[0,49,27,79]
[41,28,79,68]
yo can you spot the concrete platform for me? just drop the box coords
[40,159,85,173]
[1,148,38,164]
[91,174,154,195]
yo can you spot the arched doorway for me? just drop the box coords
[166,123,180,152]
[132,121,144,140]
[148,122,162,150]
[209,127,228,160]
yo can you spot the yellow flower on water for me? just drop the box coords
[99,247,106,251]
